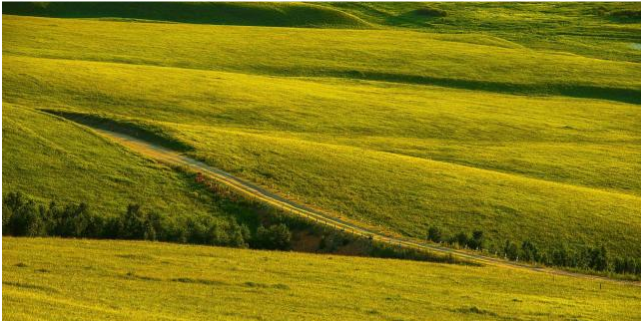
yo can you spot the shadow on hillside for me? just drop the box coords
[41,109,193,152]
[2,2,369,28]
[324,70,641,105]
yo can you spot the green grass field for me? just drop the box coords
[3,11,641,257]
[4,237,641,321]
[3,3,641,319]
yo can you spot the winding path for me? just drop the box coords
[86,125,638,286]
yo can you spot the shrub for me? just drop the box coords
[55,202,93,237]
[504,240,519,260]
[427,226,442,243]
[610,9,641,21]
[413,7,447,18]
[234,223,252,248]
[253,224,292,251]
[454,232,469,248]
[2,191,250,249]
[10,200,47,237]
[585,245,609,271]
[116,204,151,240]
[520,240,539,262]
[468,230,485,250]
[551,245,569,266]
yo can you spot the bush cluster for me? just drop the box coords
[426,224,641,276]
[413,7,447,18]
[1,191,286,249]
[610,9,641,20]
[252,224,292,251]
[427,226,485,250]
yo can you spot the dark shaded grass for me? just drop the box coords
[41,109,193,152]
[324,70,641,105]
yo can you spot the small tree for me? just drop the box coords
[551,245,569,266]
[49,202,91,237]
[254,224,292,251]
[427,226,442,243]
[21,203,46,237]
[120,204,155,240]
[468,230,485,250]
[520,240,539,262]
[227,222,250,248]
[454,232,469,248]
[504,240,519,260]
[3,191,27,212]
[587,245,609,271]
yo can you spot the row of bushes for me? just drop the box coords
[194,173,471,264]
[426,224,641,276]
[2,189,465,264]
[2,191,291,250]
[427,226,485,250]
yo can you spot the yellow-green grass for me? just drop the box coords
[323,2,641,62]
[4,3,640,63]
[1,104,240,225]
[4,14,641,257]
[1,2,371,28]
[4,54,641,257]
[3,15,640,103]
[3,237,641,321]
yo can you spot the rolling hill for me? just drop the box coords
[2,2,370,28]
[3,4,641,319]
[3,13,641,258]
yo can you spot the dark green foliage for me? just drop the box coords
[468,230,485,250]
[117,204,157,240]
[52,202,93,237]
[613,257,640,275]
[3,192,46,237]
[610,9,641,21]
[454,232,469,248]
[520,240,539,262]
[427,226,442,243]
[504,240,519,261]
[253,224,292,251]
[551,244,569,267]
[412,7,447,18]
[2,191,250,248]
[5,190,639,275]
[581,245,609,271]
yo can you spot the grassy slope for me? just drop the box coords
[2,103,239,225]
[4,237,641,321]
[3,15,641,256]
[4,53,641,257]
[3,15,640,103]
[5,2,640,63]
[324,2,641,62]
[1,2,370,28]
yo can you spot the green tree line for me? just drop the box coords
[2,191,291,251]
[426,225,641,277]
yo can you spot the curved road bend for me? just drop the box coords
[88,126,639,286]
